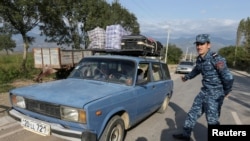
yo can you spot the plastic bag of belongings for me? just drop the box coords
[87,25,162,56]
[105,24,131,49]
[87,27,106,49]
[87,24,130,50]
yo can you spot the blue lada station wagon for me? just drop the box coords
[8,55,174,141]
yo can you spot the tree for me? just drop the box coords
[236,20,244,47]
[0,19,16,54]
[162,44,183,64]
[0,34,16,55]
[236,17,250,71]
[38,0,86,49]
[38,0,140,49]
[218,46,236,68]
[236,17,250,53]
[109,1,140,34]
[0,0,40,71]
[219,46,249,71]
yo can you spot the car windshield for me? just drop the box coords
[68,58,136,85]
[179,61,194,66]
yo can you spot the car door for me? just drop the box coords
[133,62,157,123]
[150,62,167,108]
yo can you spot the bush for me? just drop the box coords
[0,66,20,83]
[0,52,41,92]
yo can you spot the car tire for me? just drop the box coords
[157,95,170,113]
[99,115,125,141]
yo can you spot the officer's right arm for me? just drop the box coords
[182,65,200,81]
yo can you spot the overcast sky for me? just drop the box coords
[107,0,250,40]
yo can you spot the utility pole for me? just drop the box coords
[185,46,189,61]
[165,28,170,63]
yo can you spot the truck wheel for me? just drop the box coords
[99,115,125,141]
[157,95,170,113]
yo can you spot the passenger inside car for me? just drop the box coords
[137,68,144,83]
[119,63,134,85]
[152,66,161,81]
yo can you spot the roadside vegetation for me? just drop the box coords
[218,46,250,72]
[0,53,41,93]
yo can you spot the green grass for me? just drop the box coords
[0,52,41,93]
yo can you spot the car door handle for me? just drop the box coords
[152,85,155,89]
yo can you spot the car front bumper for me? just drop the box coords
[8,109,96,141]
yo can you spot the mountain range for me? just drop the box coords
[157,36,235,53]
[12,33,235,54]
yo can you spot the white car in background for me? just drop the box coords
[175,61,195,74]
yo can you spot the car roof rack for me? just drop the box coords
[87,48,162,57]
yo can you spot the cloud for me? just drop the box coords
[139,18,239,40]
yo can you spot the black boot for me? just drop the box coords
[172,133,190,141]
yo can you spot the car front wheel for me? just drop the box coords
[99,115,125,141]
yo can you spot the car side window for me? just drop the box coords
[161,63,171,80]
[137,63,150,84]
[151,63,163,81]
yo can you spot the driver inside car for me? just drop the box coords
[94,64,110,80]
[109,63,134,85]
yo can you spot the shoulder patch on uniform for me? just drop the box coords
[215,61,225,70]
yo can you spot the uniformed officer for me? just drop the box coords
[173,34,234,141]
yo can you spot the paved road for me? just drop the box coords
[0,70,249,141]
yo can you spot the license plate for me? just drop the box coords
[21,118,51,136]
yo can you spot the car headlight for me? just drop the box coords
[11,95,26,108]
[60,106,86,123]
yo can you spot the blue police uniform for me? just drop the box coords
[181,49,234,137]
[173,34,234,140]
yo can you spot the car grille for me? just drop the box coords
[25,98,61,119]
